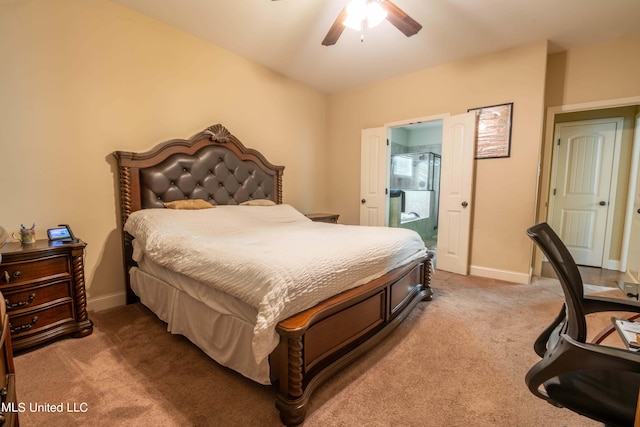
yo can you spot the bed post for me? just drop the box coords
[423,251,434,301]
[275,335,306,426]
[114,152,140,304]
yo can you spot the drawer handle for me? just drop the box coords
[5,293,36,310]
[10,315,38,334]
[1,270,20,284]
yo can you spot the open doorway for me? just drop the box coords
[547,118,623,267]
[536,101,640,287]
[387,121,443,255]
[360,112,475,274]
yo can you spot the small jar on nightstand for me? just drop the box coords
[305,213,339,224]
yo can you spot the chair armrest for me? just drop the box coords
[566,335,640,366]
[533,305,565,357]
[583,296,640,314]
[525,333,640,402]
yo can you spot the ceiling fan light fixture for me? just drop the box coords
[343,15,363,31]
[343,0,388,31]
[344,0,367,30]
[323,0,420,46]
[366,2,387,28]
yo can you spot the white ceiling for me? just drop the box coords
[110,0,640,94]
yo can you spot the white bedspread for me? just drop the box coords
[124,204,426,365]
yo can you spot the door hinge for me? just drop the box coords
[386,139,389,146]
[553,188,556,195]
[385,188,388,195]
[557,138,561,146]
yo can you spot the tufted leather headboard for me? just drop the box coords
[113,123,284,303]
[138,144,279,208]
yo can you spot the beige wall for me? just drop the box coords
[327,41,549,282]
[545,34,640,108]
[0,0,329,309]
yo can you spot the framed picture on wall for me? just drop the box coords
[468,102,513,159]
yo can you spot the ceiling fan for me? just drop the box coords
[272,0,422,46]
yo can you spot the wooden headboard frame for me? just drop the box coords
[113,123,284,303]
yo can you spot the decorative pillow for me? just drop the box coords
[239,199,276,206]
[163,199,215,210]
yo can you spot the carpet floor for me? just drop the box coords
[13,271,626,426]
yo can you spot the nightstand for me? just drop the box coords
[0,239,93,351]
[305,213,340,224]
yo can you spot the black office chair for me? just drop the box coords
[526,222,640,427]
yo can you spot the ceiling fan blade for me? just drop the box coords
[322,7,348,46]
[381,0,422,37]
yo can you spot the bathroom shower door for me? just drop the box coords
[389,152,441,249]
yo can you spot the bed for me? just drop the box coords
[113,124,434,426]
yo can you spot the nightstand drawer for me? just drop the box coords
[3,280,72,312]
[9,301,74,337]
[0,255,70,286]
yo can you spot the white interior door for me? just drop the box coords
[548,119,621,267]
[627,170,640,282]
[360,127,388,226]
[436,112,476,275]
[626,116,640,282]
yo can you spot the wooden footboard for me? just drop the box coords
[270,252,433,426]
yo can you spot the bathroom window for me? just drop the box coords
[392,155,412,177]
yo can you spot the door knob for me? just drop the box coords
[461,201,468,208]
[361,199,366,204]
[599,201,607,206]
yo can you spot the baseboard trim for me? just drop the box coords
[625,270,640,284]
[88,291,127,312]
[604,259,620,271]
[469,265,530,284]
